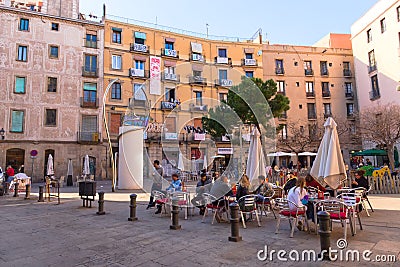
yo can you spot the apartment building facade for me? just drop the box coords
[351,0,400,110]
[263,34,362,165]
[103,16,264,176]
[0,0,104,182]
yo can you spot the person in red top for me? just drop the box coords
[305,174,326,192]
[6,165,15,183]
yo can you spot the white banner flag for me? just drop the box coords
[150,56,161,95]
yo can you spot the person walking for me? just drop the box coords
[147,160,164,209]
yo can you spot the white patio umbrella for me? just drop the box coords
[177,152,185,171]
[191,158,197,174]
[202,155,208,171]
[46,154,54,176]
[310,117,347,189]
[83,155,90,179]
[267,151,295,157]
[246,127,266,184]
[67,159,73,176]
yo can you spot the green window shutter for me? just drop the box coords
[15,77,26,93]
[11,110,24,132]
[112,27,122,32]
[83,83,97,91]
[134,32,146,39]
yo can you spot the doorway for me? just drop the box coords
[6,148,25,172]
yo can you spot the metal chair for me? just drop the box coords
[318,199,353,240]
[202,193,226,224]
[274,198,309,238]
[168,191,190,219]
[237,194,261,228]
[256,190,276,220]
[337,192,363,235]
[153,190,169,216]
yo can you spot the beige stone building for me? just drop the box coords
[263,34,362,166]
[0,0,104,182]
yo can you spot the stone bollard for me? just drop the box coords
[5,182,9,195]
[38,185,44,202]
[228,203,242,242]
[24,184,31,200]
[13,182,19,197]
[318,211,332,261]
[170,197,181,230]
[96,191,105,215]
[128,194,138,221]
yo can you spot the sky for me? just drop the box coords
[79,0,379,46]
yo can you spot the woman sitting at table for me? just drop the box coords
[305,174,326,192]
[287,176,315,230]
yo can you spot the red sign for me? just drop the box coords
[30,150,38,156]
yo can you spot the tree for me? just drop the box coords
[359,103,400,170]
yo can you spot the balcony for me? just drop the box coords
[78,131,100,144]
[242,58,257,66]
[189,75,207,86]
[129,68,149,78]
[130,43,149,53]
[82,67,98,78]
[161,101,177,110]
[161,72,180,82]
[275,68,285,75]
[308,113,317,120]
[306,92,315,98]
[214,56,232,65]
[345,92,354,99]
[161,48,179,58]
[321,69,329,76]
[80,97,99,108]
[343,69,352,77]
[215,79,233,87]
[145,132,161,142]
[368,64,377,73]
[189,103,208,112]
[305,69,314,76]
[369,90,380,101]
[85,40,97,49]
[322,91,331,98]
[190,53,205,62]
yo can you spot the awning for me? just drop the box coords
[352,149,387,156]
[191,42,202,53]
[164,60,176,67]
[112,27,122,32]
[134,32,146,39]
[134,55,147,61]
[165,37,175,43]
[83,83,97,91]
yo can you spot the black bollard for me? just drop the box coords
[13,182,19,197]
[128,194,138,221]
[318,211,332,261]
[229,203,242,242]
[24,184,31,200]
[170,197,181,230]
[38,185,44,202]
[5,182,9,195]
[96,191,105,215]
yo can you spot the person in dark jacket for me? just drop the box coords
[283,174,297,195]
[352,170,369,190]
[191,173,212,215]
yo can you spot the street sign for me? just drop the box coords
[30,150,38,157]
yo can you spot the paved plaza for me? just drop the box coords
[0,182,399,266]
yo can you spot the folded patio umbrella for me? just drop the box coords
[246,127,267,184]
[47,154,54,176]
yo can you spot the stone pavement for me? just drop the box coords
[0,182,399,266]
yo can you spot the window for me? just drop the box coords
[17,45,27,61]
[165,41,174,50]
[320,61,328,75]
[45,77,57,92]
[111,83,121,100]
[277,81,285,93]
[133,83,146,101]
[135,37,144,45]
[368,50,376,71]
[83,83,97,104]
[367,29,372,43]
[86,33,97,48]
[218,48,227,58]
[15,76,26,93]
[245,53,253,59]
[112,28,122,44]
[49,45,59,58]
[279,124,287,140]
[195,91,202,106]
[219,69,228,80]
[84,54,97,73]
[111,55,122,70]
[346,103,354,116]
[345,82,353,93]
[323,103,331,116]
[11,110,24,133]
[45,109,57,126]
[135,60,145,70]
[110,113,121,135]
[19,18,29,31]
[51,23,59,31]
[275,59,284,74]
[219,93,227,102]
[380,18,386,33]
[193,70,202,77]
[306,81,314,92]
[245,71,253,78]
[371,75,380,93]
[307,103,316,119]
[81,115,98,138]
[165,88,175,102]
[343,62,350,71]
[397,5,400,21]
[322,82,329,92]
[308,124,317,139]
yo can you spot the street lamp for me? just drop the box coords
[0,128,5,140]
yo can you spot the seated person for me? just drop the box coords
[6,165,15,183]
[236,174,251,201]
[209,175,233,222]
[155,173,182,214]
[253,175,274,202]
[191,173,212,215]
[283,173,297,195]
[305,174,326,192]
[352,170,369,190]
[287,176,314,228]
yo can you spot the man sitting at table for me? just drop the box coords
[155,173,182,214]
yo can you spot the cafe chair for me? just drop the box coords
[318,199,352,240]
[256,190,276,220]
[337,192,363,235]
[202,193,225,224]
[362,185,374,215]
[274,198,309,238]
[237,194,261,228]
[153,190,169,216]
[168,191,190,220]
